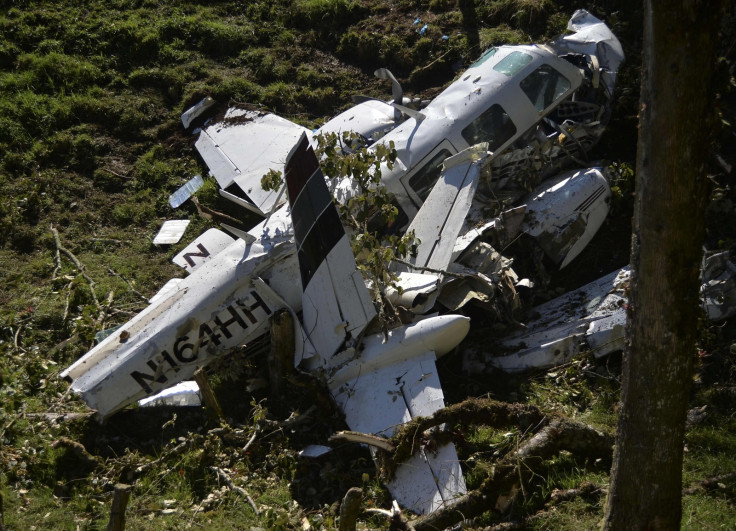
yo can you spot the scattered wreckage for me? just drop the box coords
[464,250,736,374]
[61,10,638,515]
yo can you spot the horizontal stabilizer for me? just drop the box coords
[196,109,310,215]
[329,315,470,514]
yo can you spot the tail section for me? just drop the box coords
[284,133,376,366]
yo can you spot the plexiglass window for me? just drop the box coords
[471,47,498,68]
[492,51,533,77]
[520,64,571,112]
[461,104,516,151]
[408,149,452,202]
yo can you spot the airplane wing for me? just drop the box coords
[283,135,469,514]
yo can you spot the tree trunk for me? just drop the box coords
[602,1,723,528]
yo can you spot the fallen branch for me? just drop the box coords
[209,466,259,515]
[12,326,23,352]
[514,417,613,462]
[107,268,148,302]
[410,417,613,531]
[386,398,547,480]
[99,167,131,179]
[27,411,94,423]
[129,438,191,480]
[191,196,243,227]
[52,437,101,468]
[242,429,258,453]
[90,237,125,244]
[683,471,736,495]
[51,225,101,311]
[549,481,605,505]
[364,500,410,530]
[329,431,394,452]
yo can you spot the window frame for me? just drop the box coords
[400,139,458,207]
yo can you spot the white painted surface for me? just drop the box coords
[196,110,310,214]
[153,220,191,245]
[172,228,235,273]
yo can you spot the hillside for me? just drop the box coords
[1,1,735,529]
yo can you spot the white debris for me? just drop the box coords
[153,220,191,245]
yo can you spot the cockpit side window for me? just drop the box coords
[471,47,498,68]
[520,64,571,112]
[492,51,533,77]
[461,104,517,151]
[408,148,453,202]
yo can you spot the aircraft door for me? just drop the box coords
[400,139,459,207]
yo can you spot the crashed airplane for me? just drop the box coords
[61,10,623,515]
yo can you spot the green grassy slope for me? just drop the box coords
[1,1,734,529]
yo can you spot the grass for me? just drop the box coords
[1,0,735,529]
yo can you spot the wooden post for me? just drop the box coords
[338,487,363,531]
[0,487,5,531]
[106,483,132,531]
[268,309,294,399]
[194,368,225,421]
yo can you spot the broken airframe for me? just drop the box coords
[63,10,633,515]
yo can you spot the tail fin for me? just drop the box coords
[284,133,376,365]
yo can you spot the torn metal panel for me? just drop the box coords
[552,9,625,98]
[384,272,440,313]
[464,267,629,373]
[168,174,204,209]
[470,251,736,373]
[152,220,191,245]
[701,251,736,320]
[181,96,216,129]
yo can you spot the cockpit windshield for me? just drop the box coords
[493,51,533,77]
